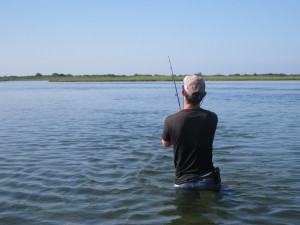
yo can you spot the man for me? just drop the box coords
[162,75,221,190]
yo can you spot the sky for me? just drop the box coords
[1,0,300,76]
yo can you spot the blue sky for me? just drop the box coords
[1,0,299,76]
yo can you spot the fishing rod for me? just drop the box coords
[168,56,181,111]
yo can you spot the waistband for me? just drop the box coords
[199,171,213,178]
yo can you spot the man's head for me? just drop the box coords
[182,75,206,105]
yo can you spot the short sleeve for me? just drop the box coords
[162,117,171,141]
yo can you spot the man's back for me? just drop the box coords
[162,108,218,184]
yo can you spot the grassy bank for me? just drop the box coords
[1,74,300,82]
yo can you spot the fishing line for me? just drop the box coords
[168,56,181,111]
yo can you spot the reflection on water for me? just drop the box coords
[0,81,299,225]
[170,189,221,225]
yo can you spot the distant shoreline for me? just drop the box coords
[1,74,300,82]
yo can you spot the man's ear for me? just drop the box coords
[181,89,185,96]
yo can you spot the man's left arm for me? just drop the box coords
[162,118,172,148]
[162,139,171,148]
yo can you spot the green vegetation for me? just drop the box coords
[1,73,300,82]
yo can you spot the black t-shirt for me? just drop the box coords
[162,108,218,184]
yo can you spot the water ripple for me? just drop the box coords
[1,81,299,225]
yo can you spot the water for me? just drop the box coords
[0,81,299,225]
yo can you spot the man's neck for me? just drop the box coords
[184,103,200,110]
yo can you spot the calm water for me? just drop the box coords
[0,81,299,225]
